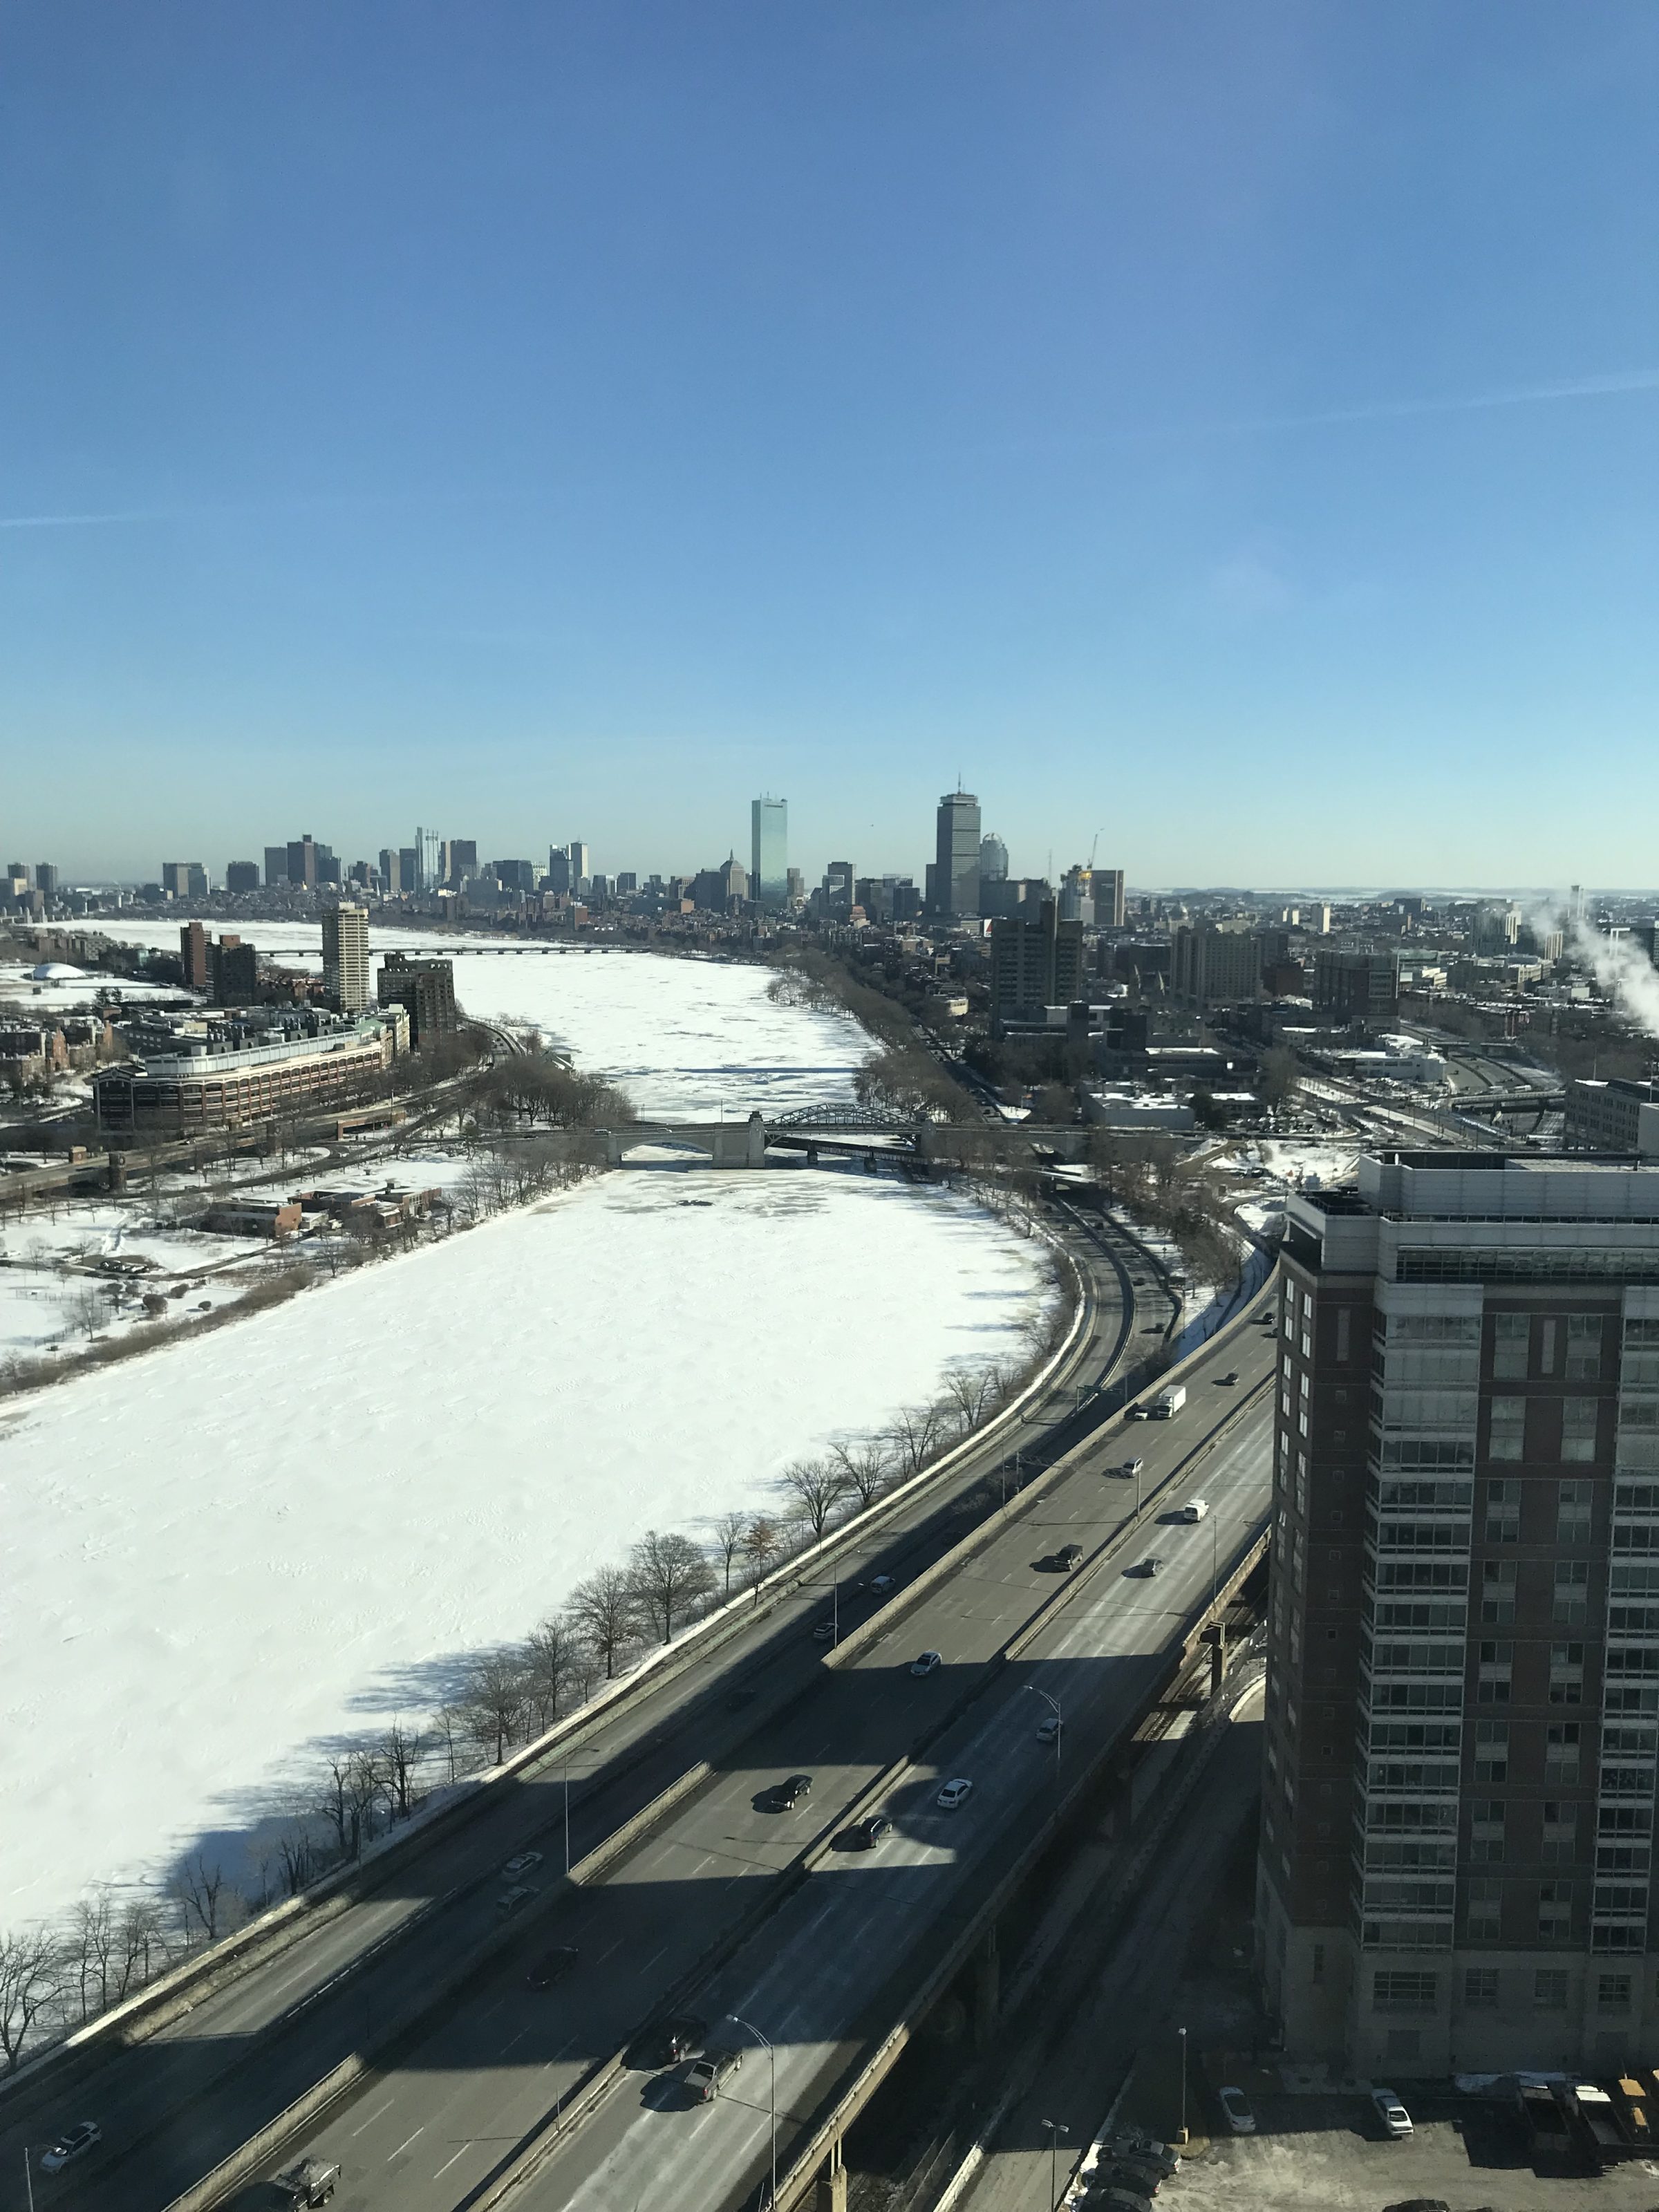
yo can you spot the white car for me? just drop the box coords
[500,1850,543,1877]
[41,2122,102,2173]
[1181,1499,1208,1522]
[1217,2086,1256,2135]
[910,1651,942,1677]
[936,1777,974,1810]
[1371,2088,1412,2137]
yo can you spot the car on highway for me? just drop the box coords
[1180,1499,1208,1522]
[1121,1456,1144,1479]
[496,1883,536,1915]
[869,1573,898,1594]
[1371,2087,1414,2137]
[1217,2086,1257,2134]
[1127,1402,1152,1419]
[500,1850,543,1877]
[771,1772,814,1809]
[1220,1369,1239,1385]
[850,1813,893,1848]
[937,1777,973,1809]
[274,2158,340,2206]
[40,2123,102,2173]
[910,1650,942,1676]
[687,2044,743,2100]
[812,1619,837,1642]
[1035,1714,1061,1744]
[1058,1542,1085,1571]
[525,1944,580,1989]
[1133,1555,1164,1577]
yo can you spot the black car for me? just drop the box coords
[648,2014,707,2065]
[772,1772,813,1809]
[1057,1543,1085,1571]
[850,1813,893,1848]
[525,1944,579,1989]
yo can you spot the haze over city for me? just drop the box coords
[8,11,1659,2212]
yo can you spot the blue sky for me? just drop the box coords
[3,1,1656,888]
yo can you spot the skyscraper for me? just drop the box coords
[264,846,289,888]
[1262,1149,1659,2078]
[322,902,371,1014]
[567,841,592,889]
[751,795,788,909]
[286,836,319,890]
[1095,868,1127,928]
[545,847,572,897]
[933,790,981,920]
[980,832,1009,885]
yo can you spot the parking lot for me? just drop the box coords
[1167,2083,1659,2212]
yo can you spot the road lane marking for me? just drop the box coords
[351,2097,395,2137]
[501,2027,528,2055]
[433,2144,474,2179]
[388,2125,425,2161]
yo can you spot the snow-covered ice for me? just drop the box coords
[1,1168,1051,1925]
[99,923,868,1120]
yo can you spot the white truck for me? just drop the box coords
[1152,1383,1186,1419]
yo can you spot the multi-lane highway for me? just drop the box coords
[13,1204,1168,2212]
[241,1309,1276,2212]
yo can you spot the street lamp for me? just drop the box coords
[1024,1683,1062,1785]
[24,2146,35,2212]
[1040,2118,1069,2209]
[563,1738,571,1876]
[731,2013,776,2208]
[1178,2025,1189,2144]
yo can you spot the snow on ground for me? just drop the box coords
[0,1168,1051,1925]
[1259,1138,1361,1190]
[100,922,868,1120]
[0,960,180,1012]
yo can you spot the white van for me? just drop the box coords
[1181,1498,1208,1523]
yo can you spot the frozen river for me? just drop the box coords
[1,938,1049,1927]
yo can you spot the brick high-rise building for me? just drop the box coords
[1259,1149,1659,2079]
[225,861,260,894]
[1172,924,1261,1006]
[179,921,209,993]
[988,901,1084,1030]
[377,953,457,1047]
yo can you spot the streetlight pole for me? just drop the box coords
[1178,2025,1188,2144]
[24,2147,35,2212]
[1024,1684,1062,1786]
[731,2014,776,2208]
[563,1740,571,1877]
[1041,2119,1069,2210]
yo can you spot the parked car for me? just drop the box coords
[1035,1714,1061,1744]
[1217,2086,1257,2135]
[937,1777,973,1810]
[910,1650,942,1677]
[687,2045,743,2101]
[1058,1543,1085,1571]
[772,1772,813,1809]
[500,1850,543,1877]
[1372,2088,1414,2138]
[850,1814,893,1848]
[496,1884,536,1916]
[525,1944,580,1989]
[40,2124,102,2174]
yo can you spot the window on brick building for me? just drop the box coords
[1484,1478,1520,1540]
[1554,1562,1589,1624]
[1464,1967,1499,2007]
[1557,1479,1593,1541]
[1489,1399,1526,1461]
[1562,1401,1600,1465]
[1492,1313,1528,1380]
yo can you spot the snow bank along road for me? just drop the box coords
[261,1309,1275,2212]
[7,1207,1156,2212]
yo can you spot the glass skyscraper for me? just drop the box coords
[751,794,788,908]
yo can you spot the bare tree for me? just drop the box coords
[827,1441,891,1510]
[741,1515,780,1585]
[0,1926,59,2072]
[116,1895,167,1995]
[778,1459,850,1544]
[169,1853,229,1947]
[276,1817,319,1898]
[68,1889,118,2020]
[706,1509,751,1598]
[627,1530,716,1642]
[565,1566,639,1678]
[433,1705,465,1787]
[379,1721,426,1824]
[463,1653,529,1765]
[887,1404,943,1478]
[521,1619,577,1732]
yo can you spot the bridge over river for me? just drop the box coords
[597,1105,1093,1167]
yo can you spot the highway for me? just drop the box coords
[241,1310,1276,2212]
[15,1202,1162,2212]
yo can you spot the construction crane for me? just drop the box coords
[1087,827,1106,874]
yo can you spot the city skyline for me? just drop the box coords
[3,4,1657,883]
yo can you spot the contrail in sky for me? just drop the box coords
[1228,367,1659,434]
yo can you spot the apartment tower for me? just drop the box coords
[1259,1149,1659,2079]
[321,902,372,1015]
